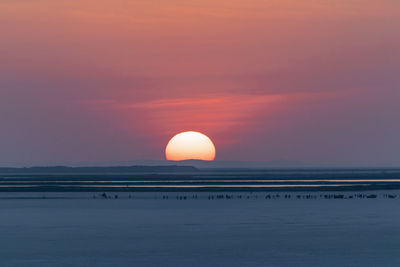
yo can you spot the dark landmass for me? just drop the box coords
[0,165,198,174]
[10,159,400,169]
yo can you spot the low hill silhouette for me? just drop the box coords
[0,165,198,174]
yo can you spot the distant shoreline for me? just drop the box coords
[2,168,400,192]
[1,184,400,192]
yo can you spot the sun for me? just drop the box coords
[165,131,216,161]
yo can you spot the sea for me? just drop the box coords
[1,169,400,266]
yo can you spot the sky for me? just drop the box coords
[0,0,399,166]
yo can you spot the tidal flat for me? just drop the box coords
[2,168,400,192]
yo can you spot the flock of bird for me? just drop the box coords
[95,192,399,200]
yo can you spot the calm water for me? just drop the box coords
[0,191,399,266]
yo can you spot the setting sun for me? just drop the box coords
[165,131,216,161]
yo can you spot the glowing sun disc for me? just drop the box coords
[165,131,216,161]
